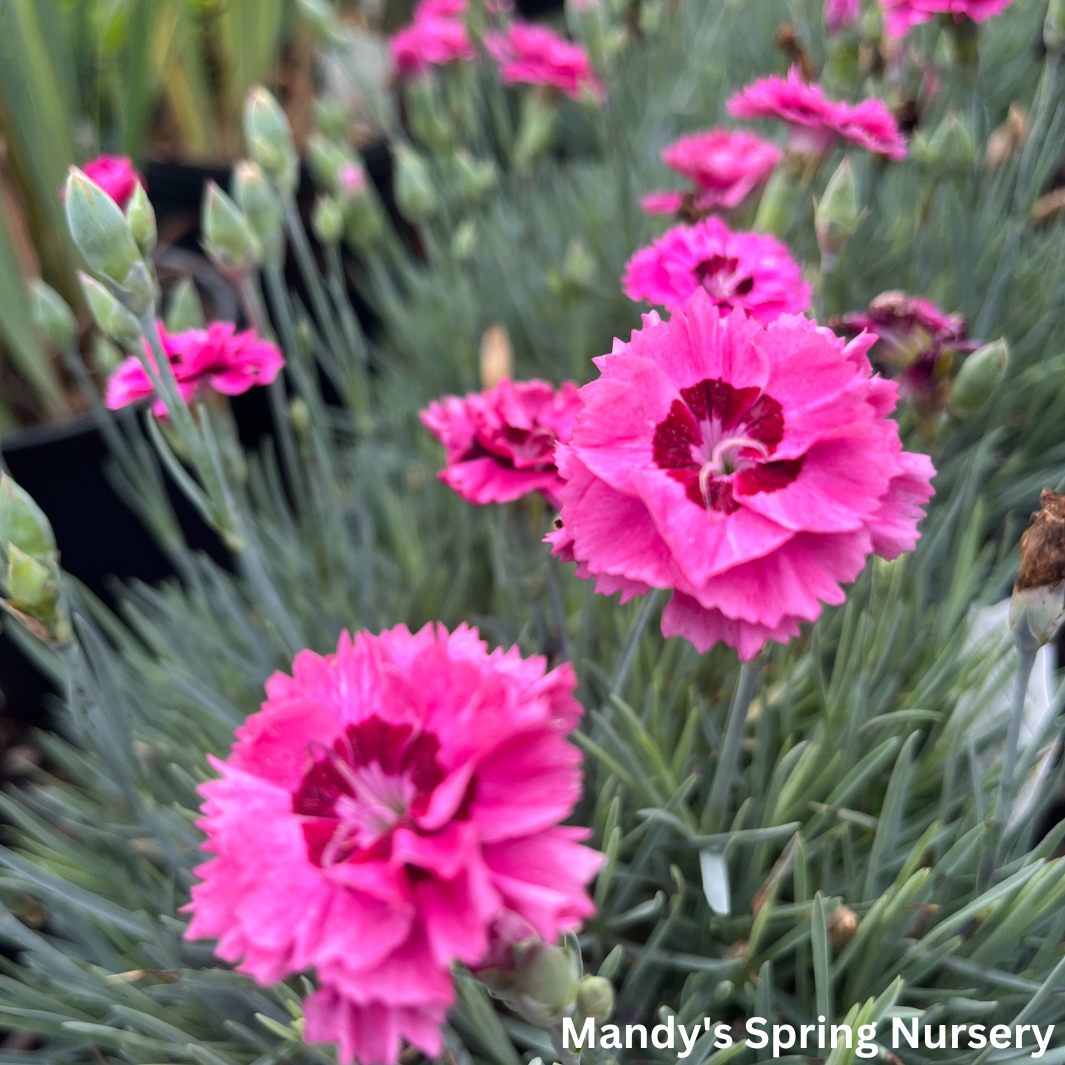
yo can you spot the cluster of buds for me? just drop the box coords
[0,474,69,645]
[65,165,159,322]
[477,937,614,1061]
[306,132,388,252]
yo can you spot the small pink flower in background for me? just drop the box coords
[547,292,935,661]
[880,0,1013,38]
[391,13,476,77]
[641,129,781,217]
[105,322,284,416]
[338,163,368,197]
[825,0,861,33]
[622,216,811,323]
[728,68,907,160]
[185,622,599,1065]
[486,23,603,100]
[421,379,582,508]
[78,155,145,208]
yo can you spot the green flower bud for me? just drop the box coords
[513,88,559,170]
[244,86,299,192]
[79,271,142,347]
[314,98,350,141]
[307,134,347,190]
[233,161,285,268]
[64,167,144,294]
[453,150,498,205]
[203,181,262,274]
[512,941,579,1011]
[165,277,205,332]
[1047,0,1065,52]
[344,191,386,253]
[4,543,59,620]
[451,218,478,260]
[948,337,1008,418]
[815,156,862,272]
[29,279,77,351]
[393,145,437,224]
[406,77,452,152]
[120,259,160,317]
[912,111,974,172]
[563,238,596,289]
[0,472,56,558]
[575,975,614,1021]
[126,182,157,255]
[312,195,344,245]
[753,165,794,236]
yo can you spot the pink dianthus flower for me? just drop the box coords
[486,23,603,100]
[78,155,145,208]
[391,13,475,78]
[880,0,1013,38]
[421,379,582,508]
[105,321,284,416]
[641,129,782,217]
[728,68,907,160]
[547,291,935,661]
[185,623,599,1065]
[622,217,812,323]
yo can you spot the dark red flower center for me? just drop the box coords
[293,716,451,867]
[652,377,803,515]
[693,255,756,307]
[460,425,559,473]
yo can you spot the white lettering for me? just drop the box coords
[1033,1026,1055,1059]
[562,1017,594,1050]
[746,1017,768,1049]
[893,1018,919,1049]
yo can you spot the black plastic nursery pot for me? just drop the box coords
[0,149,392,733]
[0,410,237,729]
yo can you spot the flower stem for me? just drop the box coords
[238,272,305,509]
[324,243,373,433]
[282,195,349,370]
[703,657,764,834]
[995,645,1037,840]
